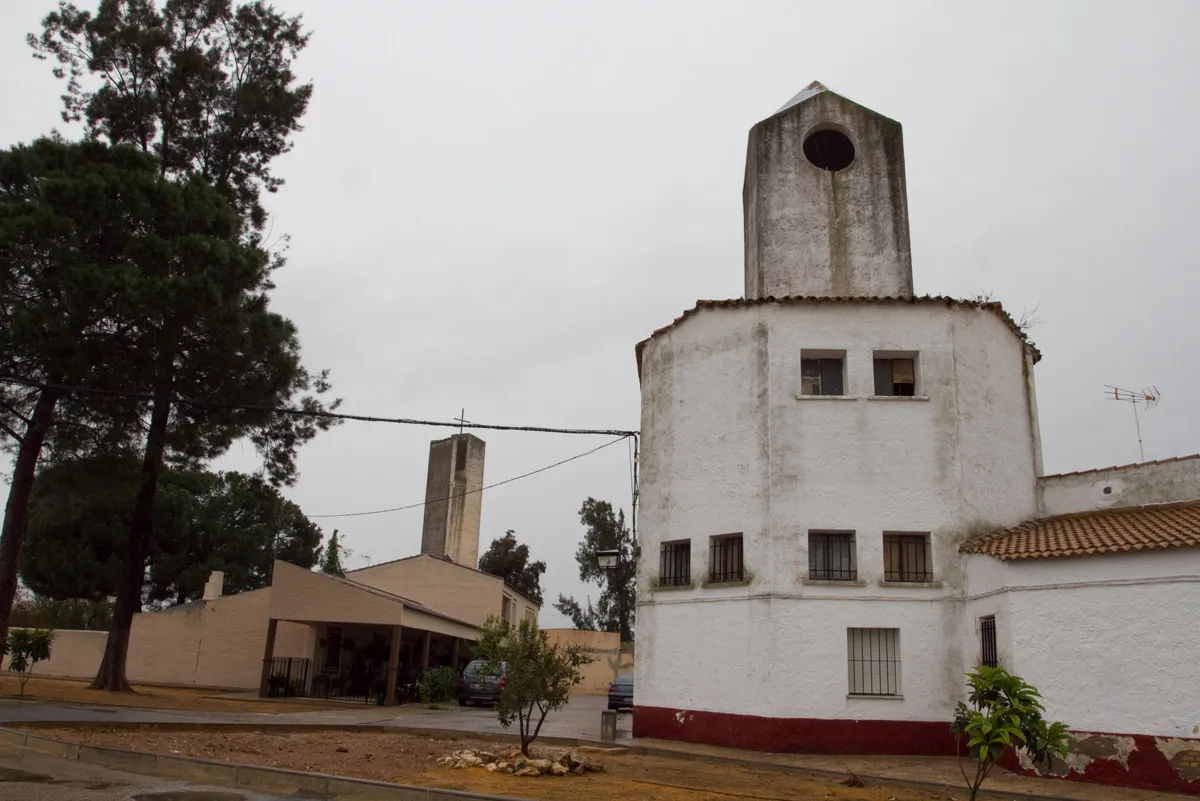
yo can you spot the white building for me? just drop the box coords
[632,82,1200,796]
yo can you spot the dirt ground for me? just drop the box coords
[34,728,960,801]
[0,676,342,714]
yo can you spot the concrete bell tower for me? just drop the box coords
[420,433,486,568]
[743,81,913,300]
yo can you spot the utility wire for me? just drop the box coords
[0,376,638,438]
[309,435,630,519]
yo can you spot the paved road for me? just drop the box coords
[0,744,287,801]
[0,693,633,741]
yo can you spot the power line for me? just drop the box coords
[0,376,638,438]
[309,435,630,519]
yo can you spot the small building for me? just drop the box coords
[24,433,542,703]
[632,82,1200,796]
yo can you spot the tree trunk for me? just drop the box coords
[91,378,173,692]
[0,388,59,645]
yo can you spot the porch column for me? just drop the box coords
[419,631,431,673]
[258,618,278,698]
[385,625,402,706]
[450,637,461,670]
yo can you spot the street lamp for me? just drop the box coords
[596,549,619,572]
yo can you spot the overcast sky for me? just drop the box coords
[2,1,1198,627]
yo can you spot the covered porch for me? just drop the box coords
[259,561,479,705]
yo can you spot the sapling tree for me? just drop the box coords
[6,628,56,696]
[474,616,592,757]
[951,665,1070,801]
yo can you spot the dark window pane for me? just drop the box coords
[820,359,844,396]
[980,616,998,668]
[883,534,932,582]
[874,359,893,396]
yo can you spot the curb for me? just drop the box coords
[0,722,1116,801]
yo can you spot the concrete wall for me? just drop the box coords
[636,300,1040,727]
[744,88,912,300]
[1039,455,1200,516]
[1,629,106,680]
[11,590,314,690]
[964,549,1200,740]
[541,629,634,694]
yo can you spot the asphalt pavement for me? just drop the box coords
[0,693,633,741]
[0,744,288,801]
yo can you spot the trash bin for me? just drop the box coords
[600,709,618,742]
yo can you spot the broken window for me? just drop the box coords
[800,358,844,396]
[873,356,916,396]
[883,533,933,582]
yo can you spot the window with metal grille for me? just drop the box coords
[873,356,916,396]
[659,540,691,586]
[709,534,744,583]
[800,357,845,396]
[980,615,998,668]
[883,533,933,582]
[847,628,901,696]
[808,531,857,581]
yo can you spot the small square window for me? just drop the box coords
[979,615,998,668]
[659,540,691,586]
[709,534,744,583]
[848,627,901,696]
[800,354,845,396]
[883,533,933,582]
[808,531,857,581]
[873,354,916,396]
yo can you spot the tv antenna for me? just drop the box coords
[1104,385,1160,463]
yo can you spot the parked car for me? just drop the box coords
[458,659,507,706]
[607,673,633,710]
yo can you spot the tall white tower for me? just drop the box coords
[743,81,913,300]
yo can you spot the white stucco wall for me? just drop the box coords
[1039,455,1200,517]
[964,550,1200,739]
[636,300,1040,722]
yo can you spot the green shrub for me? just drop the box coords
[951,665,1069,801]
[6,629,55,696]
[418,666,458,703]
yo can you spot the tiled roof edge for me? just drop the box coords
[634,295,1042,377]
[1040,453,1200,480]
[958,498,1200,558]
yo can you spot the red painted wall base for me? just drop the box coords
[633,707,1200,796]
[632,705,957,756]
[1000,731,1200,797]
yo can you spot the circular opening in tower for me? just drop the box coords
[803,128,855,172]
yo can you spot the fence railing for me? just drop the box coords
[266,657,311,698]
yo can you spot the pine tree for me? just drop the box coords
[26,0,337,692]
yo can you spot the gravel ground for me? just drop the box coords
[34,728,956,801]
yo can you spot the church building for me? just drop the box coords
[632,82,1200,796]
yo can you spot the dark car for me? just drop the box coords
[607,673,633,710]
[458,659,507,706]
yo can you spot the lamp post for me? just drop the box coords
[596,549,620,572]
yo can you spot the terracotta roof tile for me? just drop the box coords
[634,295,1041,377]
[960,501,1200,560]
